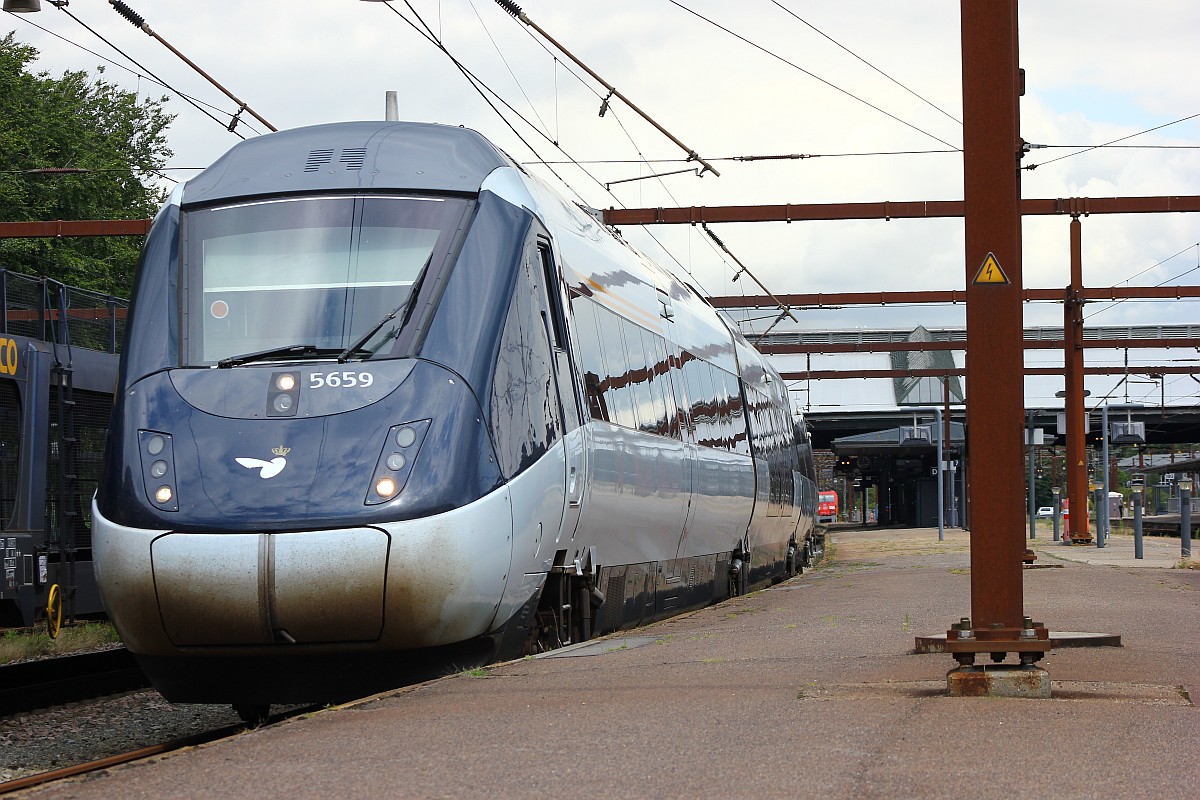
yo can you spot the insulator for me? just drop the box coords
[494,0,523,18]
[110,0,146,28]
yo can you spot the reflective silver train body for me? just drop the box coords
[94,121,818,704]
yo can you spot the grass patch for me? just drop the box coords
[460,666,490,678]
[0,622,121,665]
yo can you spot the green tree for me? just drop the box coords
[0,32,173,297]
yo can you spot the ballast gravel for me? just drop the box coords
[1,690,240,782]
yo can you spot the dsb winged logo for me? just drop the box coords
[235,445,290,479]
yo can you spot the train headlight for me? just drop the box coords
[267,371,300,417]
[365,418,431,506]
[138,430,179,511]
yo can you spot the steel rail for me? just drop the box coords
[0,648,147,717]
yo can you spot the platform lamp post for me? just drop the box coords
[1179,477,1193,559]
[1052,487,1061,542]
[1131,484,1144,560]
[936,406,944,542]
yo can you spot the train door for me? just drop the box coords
[536,237,588,546]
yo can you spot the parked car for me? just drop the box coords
[1036,506,1054,517]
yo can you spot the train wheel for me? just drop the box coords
[45,584,63,639]
[234,704,271,727]
[727,547,746,598]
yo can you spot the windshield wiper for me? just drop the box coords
[217,344,333,369]
[338,253,433,363]
[337,300,407,363]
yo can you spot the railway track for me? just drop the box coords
[0,647,149,717]
[0,704,319,795]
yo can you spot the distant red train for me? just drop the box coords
[818,491,838,523]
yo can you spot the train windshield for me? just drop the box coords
[182,195,469,365]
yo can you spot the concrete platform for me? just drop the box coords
[25,526,1199,800]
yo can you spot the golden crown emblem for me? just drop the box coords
[272,445,291,457]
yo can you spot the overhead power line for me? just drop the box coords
[367,1,802,307]
[493,0,721,177]
[1087,241,1200,321]
[10,3,255,138]
[666,0,961,151]
[1024,112,1200,170]
[371,0,596,207]
[769,0,962,126]
[106,0,276,133]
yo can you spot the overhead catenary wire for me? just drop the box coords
[522,143,1200,167]
[1086,241,1200,321]
[106,0,276,133]
[700,223,797,329]
[450,5,760,295]
[9,4,255,139]
[375,0,594,206]
[667,0,961,151]
[464,0,555,143]
[367,1,737,298]
[492,0,722,177]
[768,0,962,126]
[1024,112,1200,170]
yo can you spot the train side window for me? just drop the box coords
[647,331,674,437]
[537,241,568,351]
[713,367,733,451]
[489,242,561,477]
[667,346,690,441]
[571,299,608,422]
[686,358,716,448]
[638,327,669,436]
[628,328,656,436]
[729,376,750,455]
[594,304,637,429]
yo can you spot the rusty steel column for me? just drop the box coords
[961,0,1024,629]
[1064,216,1092,544]
[943,0,1049,667]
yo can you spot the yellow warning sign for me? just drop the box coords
[973,252,1009,284]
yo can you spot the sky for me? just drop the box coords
[6,0,1200,411]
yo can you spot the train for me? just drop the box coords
[0,272,124,631]
[93,120,820,719]
[818,490,839,523]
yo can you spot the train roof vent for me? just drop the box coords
[340,147,368,170]
[303,148,335,173]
